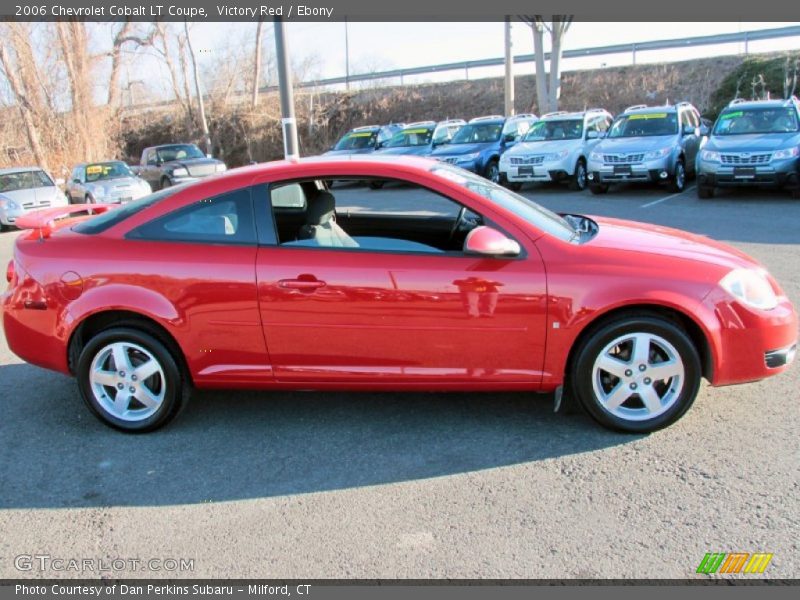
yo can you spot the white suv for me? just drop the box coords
[499,109,613,191]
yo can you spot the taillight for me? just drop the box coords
[5,260,13,283]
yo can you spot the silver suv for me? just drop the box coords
[499,109,612,191]
[586,102,707,194]
[696,97,800,199]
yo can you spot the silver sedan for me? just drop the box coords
[66,161,151,204]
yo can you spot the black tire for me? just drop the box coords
[324,180,334,189]
[589,183,609,195]
[570,315,701,433]
[77,327,188,433]
[568,159,588,191]
[368,180,384,190]
[161,176,172,190]
[84,194,94,204]
[697,185,715,199]
[792,185,800,200]
[484,159,500,184]
[0,223,9,232]
[668,159,686,193]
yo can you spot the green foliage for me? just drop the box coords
[708,53,800,119]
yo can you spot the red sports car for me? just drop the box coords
[2,157,796,433]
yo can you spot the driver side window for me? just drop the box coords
[267,178,484,255]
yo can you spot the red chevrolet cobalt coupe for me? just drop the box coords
[2,157,796,432]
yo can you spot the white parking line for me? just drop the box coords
[641,186,695,208]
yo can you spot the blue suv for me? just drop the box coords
[429,114,537,183]
[697,97,800,199]
[325,124,405,157]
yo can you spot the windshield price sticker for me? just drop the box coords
[628,113,668,120]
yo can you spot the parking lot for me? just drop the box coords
[0,181,798,579]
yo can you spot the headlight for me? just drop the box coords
[772,147,799,160]
[457,152,480,162]
[91,185,106,197]
[590,151,603,161]
[720,268,779,310]
[701,149,721,162]
[215,163,227,172]
[544,150,570,161]
[171,167,189,177]
[643,147,672,160]
[0,198,19,210]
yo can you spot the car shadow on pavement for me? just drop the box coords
[0,362,639,509]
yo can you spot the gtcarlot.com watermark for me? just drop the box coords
[14,553,194,574]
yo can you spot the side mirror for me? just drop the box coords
[683,124,698,136]
[503,133,516,143]
[586,130,599,139]
[699,124,710,137]
[463,226,520,257]
[72,178,81,184]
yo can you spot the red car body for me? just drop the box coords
[2,157,797,430]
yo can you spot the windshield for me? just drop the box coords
[713,107,799,135]
[429,164,575,242]
[0,169,53,192]
[607,113,678,138]
[156,144,205,161]
[73,187,178,234]
[502,118,536,139]
[334,131,378,150]
[524,119,584,142]
[85,162,135,182]
[384,127,433,148]
[451,122,503,144]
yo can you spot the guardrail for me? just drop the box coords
[293,25,800,89]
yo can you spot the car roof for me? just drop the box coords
[73,160,127,167]
[623,104,679,115]
[468,115,505,124]
[0,166,46,175]
[724,98,798,110]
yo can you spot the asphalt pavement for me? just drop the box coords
[0,180,798,579]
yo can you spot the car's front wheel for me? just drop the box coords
[589,183,609,195]
[484,159,500,184]
[570,315,701,433]
[77,327,188,432]
[669,160,686,193]
[568,159,587,191]
[697,185,715,199]
[161,176,172,190]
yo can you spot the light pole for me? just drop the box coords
[504,17,515,116]
[274,18,299,161]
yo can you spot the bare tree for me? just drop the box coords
[252,19,264,108]
[107,22,156,107]
[520,15,572,113]
[184,22,211,153]
[57,20,94,159]
[0,29,48,168]
[783,56,798,99]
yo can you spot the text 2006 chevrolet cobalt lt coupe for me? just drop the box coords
[2,157,796,432]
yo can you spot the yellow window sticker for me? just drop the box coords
[628,113,668,120]
[86,165,103,175]
[348,132,373,137]
[403,128,431,134]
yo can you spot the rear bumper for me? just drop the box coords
[700,289,798,386]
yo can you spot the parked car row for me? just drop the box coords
[328,96,800,199]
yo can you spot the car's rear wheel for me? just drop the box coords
[589,183,609,195]
[484,159,500,184]
[161,176,172,190]
[77,327,187,432]
[570,315,701,433]
[568,159,587,191]
[668,160,686,193]
[697,185,715,199]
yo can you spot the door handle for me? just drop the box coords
[278,278,327,291]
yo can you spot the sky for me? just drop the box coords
[184,20,800,85]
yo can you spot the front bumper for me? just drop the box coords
[700,288,798,386]
[697,159,799,189]
[435,157,479,173]
[501,157,573,183]
[588,156,674,184]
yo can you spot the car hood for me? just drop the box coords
[595,135,677,153]
[705,132,800,152]
[430,142,493,157]
[1,186,62,205]
[324,148,376,156]
[375,146,431,156]
[87,176,144,189]
[164,157,223,168]
[586,215,757,272]
[505,139,577,156]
